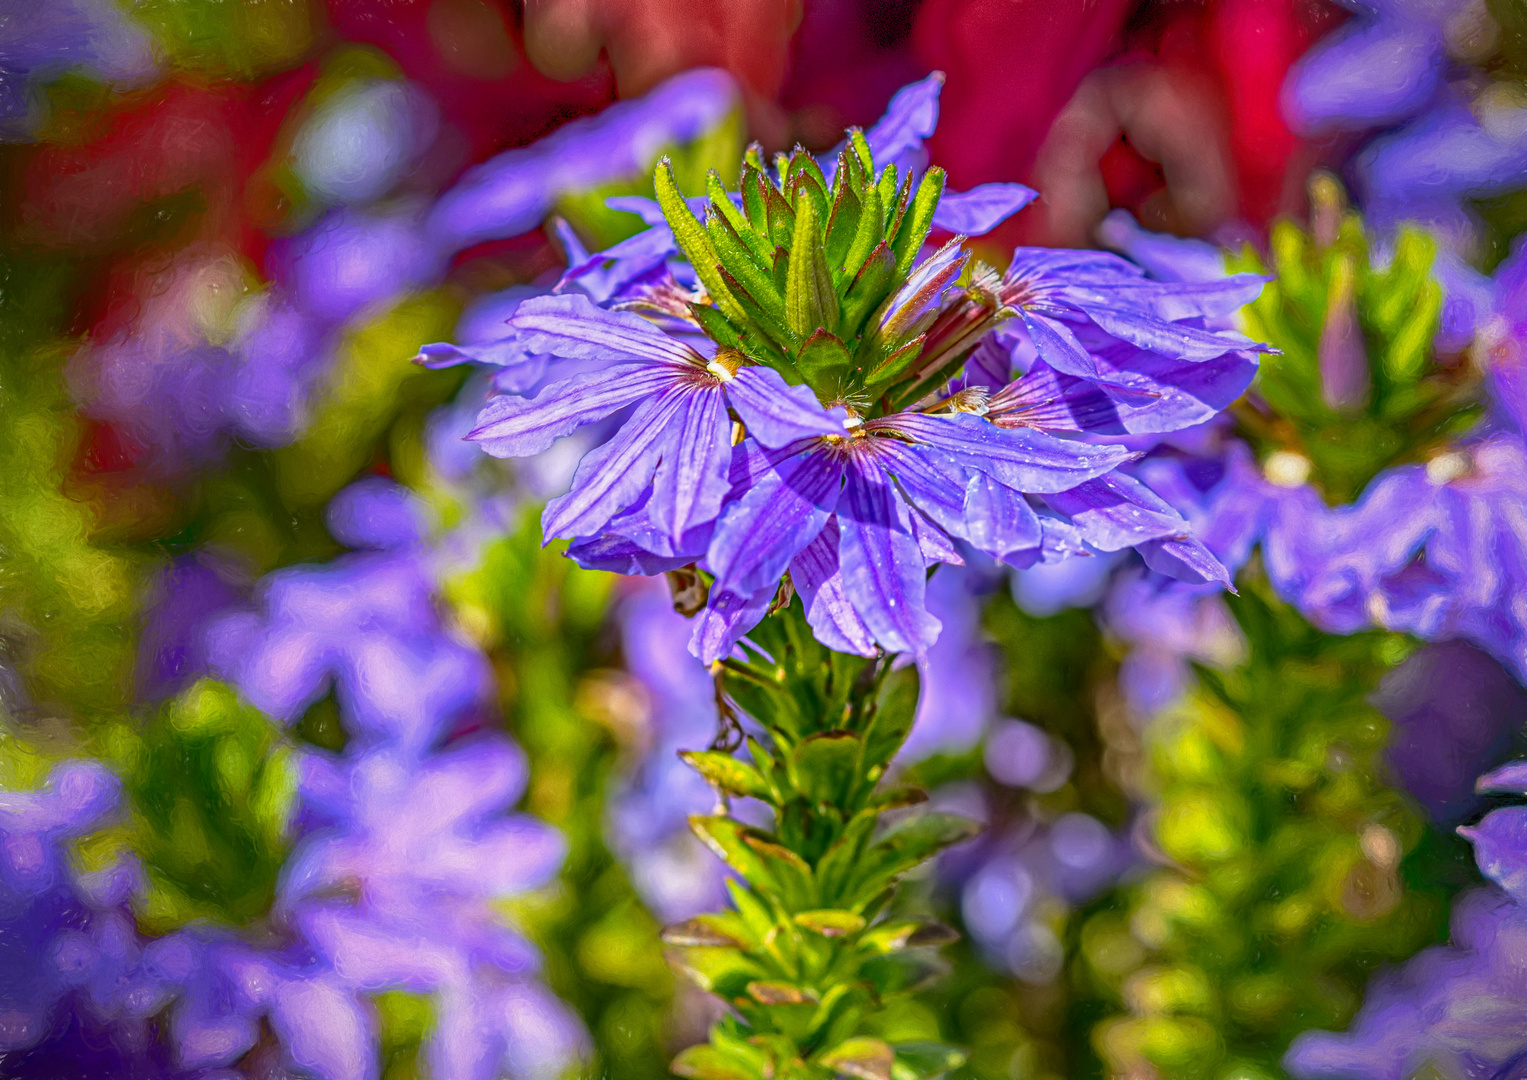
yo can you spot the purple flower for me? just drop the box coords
[466,294,846,553]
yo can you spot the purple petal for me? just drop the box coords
[707,448,844,596]
[510,293,703,366]
[931,183,1036,235]
[271,978,373,1080]
[648,383,732,542]
[963,473,1044,561]
[1140,535,1232,588]
[564,533,695,575]
[874,439,971,540]
[1081,302,1266,361]
[864,72,943,169]
[1461,807,1527,904]
[987,362,1125,433]
[467,363,674,457]
[541,390,685,539]
[789,520,877,656]
[837,457,941,656]
[1021,310,1100,378]
[1044,473,1190,551]
[690,584,774,664]
[557,223,678,302]
[725,366,846,446]
[881,411,1135,493]
[1477,761,1527,794]
[1097,209,1229,283]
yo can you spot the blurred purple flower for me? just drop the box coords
[1284,887,1527,1080]
[0,0,156,140]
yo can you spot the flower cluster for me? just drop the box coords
[442,74,1271,662]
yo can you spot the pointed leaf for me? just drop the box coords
[709,170,773,262]
[662,915,749,948]
[657,158,746,324]
[826,184,864,273]
[747,980,819,1006]
[787,194,840,339]
[672,1046,764,1080]
[792,909,867,937]
[863,335,926,395]
[682,750,774,800]
[892,167,947,276]
[797,330,854,393]
[821,1037,895,1080]
[843,182,884,280]
[891,1043,968,1080]
[792,731,861,806]
[840,242,898,343]
[709,210,787,328]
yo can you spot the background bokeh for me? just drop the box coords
[5,2,1527,1080]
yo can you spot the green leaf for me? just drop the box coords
[796,330,854,393]
[662,914,749,947]
[891,1042,968,1080]
[665,943,766,997]
[861,950,950,996]
[863,335,926,396]
[876,163,900,221]
[849,129,874,180]
[792,909,866,937]
[839,242,897,344]
[747,980,819,1005]
[843,813,981,910]
[741,164,769,233]
[792,730,861,806]
[787,150,832,222]
[709,169,774,263]
[786,193,840,340]
[891,167,946,277]
[763,179,797,249]
[683,750,774,800]
[656,158,746,324]
[825,184,863,274]
[690,815,778,886]
[672,1044,766,1080]
[859,919,959,953]
[708,211,787,331]
[842,182,884,281]
[690,302,745,349]
[858,662,919,772]
[820,1036,896,1080]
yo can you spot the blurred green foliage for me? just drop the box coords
[903,593,1133,1080]
[445,511,678,1080]
[94,679,296,934]
[1081,573,1448,1080]
[127,0,322,78]
[1231,183,1477,504]
[0,248,147,720]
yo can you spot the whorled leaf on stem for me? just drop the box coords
[665,600,975,1080]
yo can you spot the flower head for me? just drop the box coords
[444,75,1271,660]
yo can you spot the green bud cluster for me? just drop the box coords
[1230,175,1479,505]
[656,136,998,415]
[93,680,297,933]
[1082,575,1444,1080]
[667,602,977,1080]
